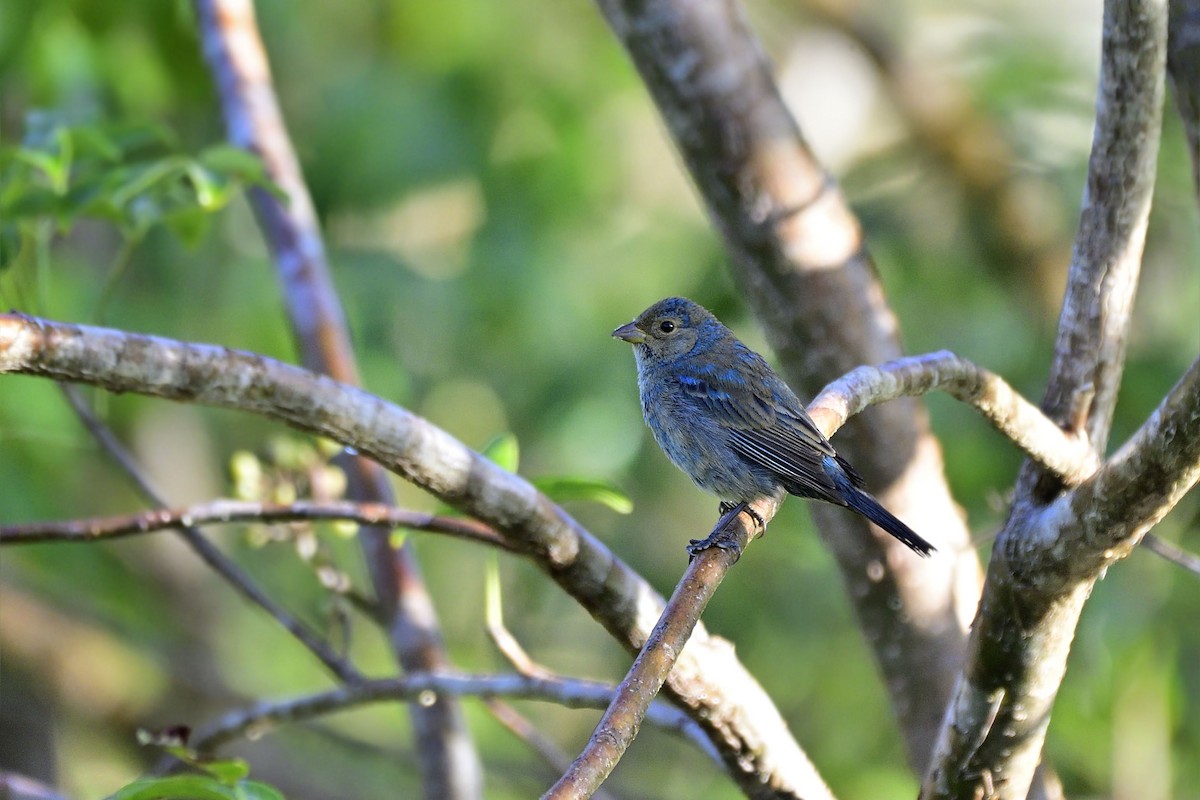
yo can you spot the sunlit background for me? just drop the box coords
[1,1,1197,798]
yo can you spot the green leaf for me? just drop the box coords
[534,476,633,514]
[482,432,520,472]
[235,782,287,800]
[203,758,251,784]
[108,775,239,800]
[198,145,267,179]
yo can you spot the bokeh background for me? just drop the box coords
[1,1,1197,798]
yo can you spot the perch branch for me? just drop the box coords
[544,498,803,799]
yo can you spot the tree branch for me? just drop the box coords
[592,0,982,771]
[925,4,1171,796]
[0,314,813,798]
[192,1,477,794]
[1142,532,1200,576]
[188,672,711,759]
[808,352,1100,484]
[0,498,513,551]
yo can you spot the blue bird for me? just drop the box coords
[613,297,934,557]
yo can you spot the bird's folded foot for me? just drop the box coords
[688,501,760,561]
[687,527,743,560]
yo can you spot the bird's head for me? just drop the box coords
[612,297,718,361]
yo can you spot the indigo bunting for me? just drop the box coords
[613,297,934,557]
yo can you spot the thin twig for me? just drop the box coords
[1142,533,1200,577]
[0,497,512,552]
[193,0,477,793]
[57,384,362,684]
[189,672,710,758]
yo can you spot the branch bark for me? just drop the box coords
[593,0,982,772]
[192,1,479,795]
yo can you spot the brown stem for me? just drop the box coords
[0,498,512,552]
[542,497,827,800]
[191,1,478,795]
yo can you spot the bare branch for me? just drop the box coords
[190,672,709,760]
[0,498,513,551]
[57,384,362,684]
[1058,356,1200,576]
[192,0,476,793]
[1029,0,1168,469]
[809,352,1100,484]
[0,314,814,797]
[593,0,981,770]
[1142,532,1200,576]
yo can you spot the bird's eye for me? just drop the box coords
[659,320,676,333]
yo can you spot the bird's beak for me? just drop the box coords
[612,322,647,344]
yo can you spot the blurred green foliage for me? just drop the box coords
[0,1,1197,799]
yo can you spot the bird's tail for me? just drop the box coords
[826,461,935,557]
[840,487,935,556]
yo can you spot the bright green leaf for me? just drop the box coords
[234,781,287,800]
[204,758,251,784]
[534,476,633,514]
[482,432,520,472]
[108,775,239,800]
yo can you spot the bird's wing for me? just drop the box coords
[726,411,841,499]
[673,357,844,499]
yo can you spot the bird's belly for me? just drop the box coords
[641,394,778,501]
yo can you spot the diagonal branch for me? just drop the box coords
[0,314,814,799]
[543,498,807,799]
[0,498,513,551]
